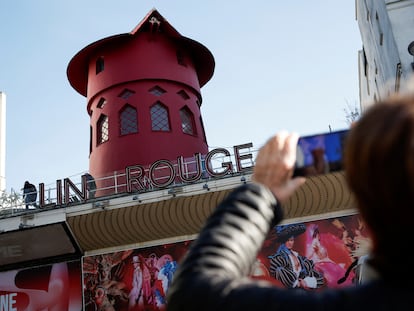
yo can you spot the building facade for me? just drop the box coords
[356,0,414,110]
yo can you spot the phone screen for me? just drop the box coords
[293,129,349,177]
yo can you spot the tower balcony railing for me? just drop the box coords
[0,145,258,219]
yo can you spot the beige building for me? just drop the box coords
[356,0,414,110]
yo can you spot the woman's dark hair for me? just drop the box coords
[344,94,414,278]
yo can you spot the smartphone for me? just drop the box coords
[293,129,349,177]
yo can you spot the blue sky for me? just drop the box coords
[0,1,361,193]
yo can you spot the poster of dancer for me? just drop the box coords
[83,241,190,311]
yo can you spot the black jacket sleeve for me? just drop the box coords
[166,182,285,311]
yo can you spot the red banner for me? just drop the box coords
[0,261,82,311]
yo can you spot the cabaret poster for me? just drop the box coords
[257,213,372,289]
[0,260,82,311]
[82,214,372,311]
[82,241,190,311]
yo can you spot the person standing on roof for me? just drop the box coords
[23,180,37,209]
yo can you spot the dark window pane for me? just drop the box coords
[120,105,138,135]
[118,89,135,99]
[96,57,104,74]
[180,107,194,135]
[151,103,170,131]
[149,85,167,96]
[97,97,106,109]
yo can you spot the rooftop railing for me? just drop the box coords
[0,145,258,218]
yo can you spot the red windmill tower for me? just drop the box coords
[67,9,215,195]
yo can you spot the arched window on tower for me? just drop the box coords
[151,101,170,132]
[96,57,104,74]
[180,106,196,136]
[97,114,109,144]
[120,104,138,135]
